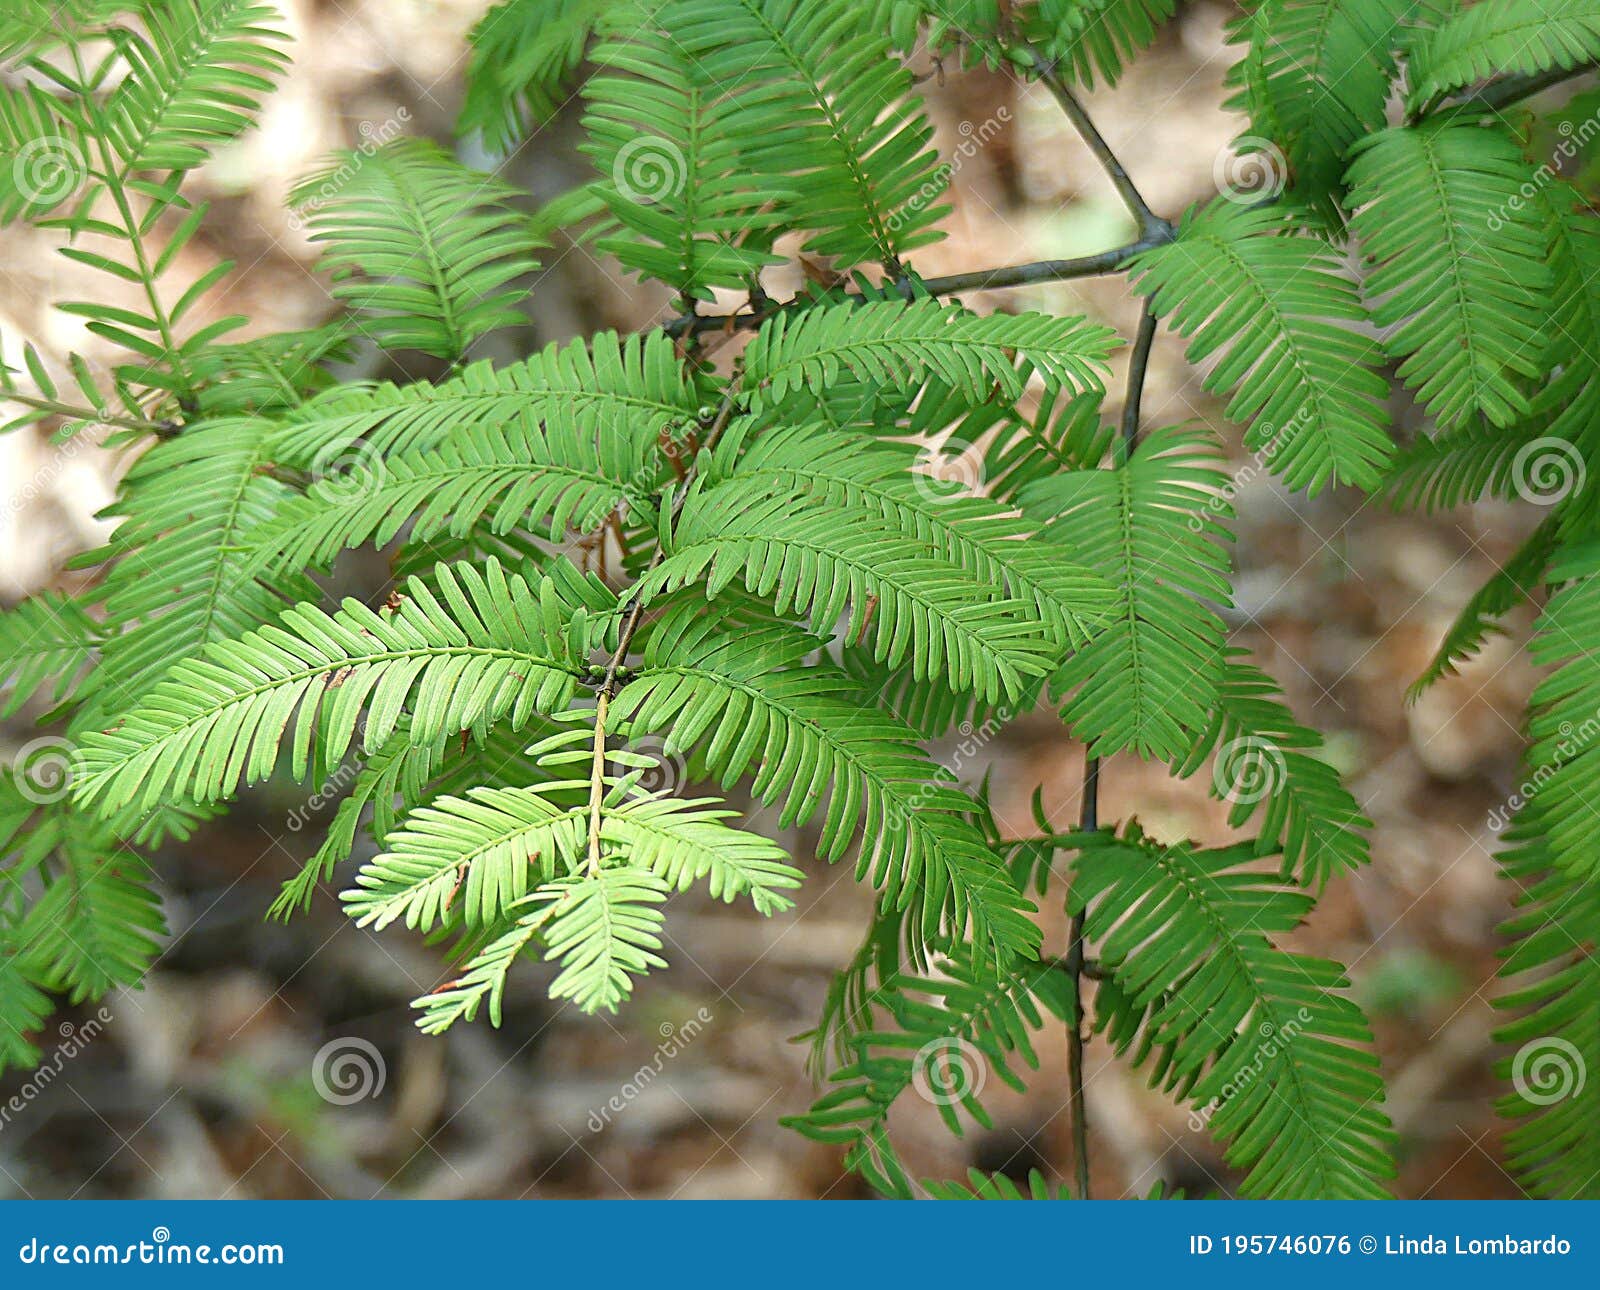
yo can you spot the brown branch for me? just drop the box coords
[584,392,739,872]
[1006,40,1168,1202]
[1062,302,1158,1194]
[0,390,161,433]
[1119,302,1159,461]
[1065,755,1098,1201]
[1423,59,1600,124]
[662,234,1170,339]
[1025,51,1171,242]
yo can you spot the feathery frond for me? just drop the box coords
[742,299,1117,412]
[639,482,1059,705]
[417,864,674,1022]
[1410,0,1600,109]
[0,788,165,1056]
[75,418,316,729]
[1037,0,1179,89]
[1176,651,1371,888]
[102,0,291,174]
[1070,825,1395,1198]
[459,0,611,150]
[271,329,698,463]
[1130,200,1392,493]
[1495,814,1600,1198]
[613,606,1041,958]
[784,946,1072,1197]
[72,560,590,814]
[1224,0,1400,216]
[1408,520,1554,701]
[581,2,791,298]
[0,954,51,1075]
[14,843,166,1004]
[246,412,657,574]
[292,138,541,360]
[345,779,800,934]
[0,84,86,223]
[1347,123,1553,430]
[0,592,99,717]
[706,420,1116,647]
[670,0,947,268]
[1022,426,1233,761]
[1510,546,1600,879]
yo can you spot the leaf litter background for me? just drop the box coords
[0,0,1549,1197]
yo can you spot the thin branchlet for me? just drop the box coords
[585,389,740,872]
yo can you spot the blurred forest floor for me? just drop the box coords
[0,0,1546,1197]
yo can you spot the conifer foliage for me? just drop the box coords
[1,0,1598,1198]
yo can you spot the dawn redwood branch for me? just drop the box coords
[1437,59,1600,120]
[1119,302,1159,461]
[1025,51,1171,242]
[1016,44,1168,1203]
[915,235,1174,293]
[0,390,161,433]
[585,390,739,872]
[662,232,1171,339]
[1063,303,1160,1197]
[1066,755,1098,1201]
[663,46,1176,1197]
